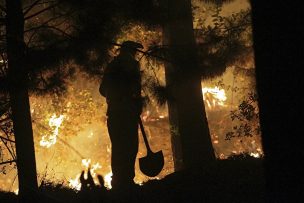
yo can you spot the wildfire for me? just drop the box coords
[14,189,19,195]
[249,146,263,158]
[40,114,65,148]
[103,172,113,189]
[81,159,102,179]
[68,174,81,191]
[202,86,227,109]
[249,152,261,158]
[69,159,112,191]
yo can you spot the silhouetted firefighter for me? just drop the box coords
[99,41,144,190]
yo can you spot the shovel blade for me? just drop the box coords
[139,151,164,177]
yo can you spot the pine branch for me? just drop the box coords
[30,25,73,38]
[23,0,57,12]
[23,0,43,16]
[24,10,74,33]
[24,2,61,21]
[111,42,172,63]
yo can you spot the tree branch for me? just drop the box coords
[0,137,15,159]
[46,25,73,38]
[23,0,42,16]
[0,135,15,143]
[0,117,11,126]
[24,9,74,47]
[24,2,61,21]
[25,24,73,47]
[0,126,16,159]
[33,25,73,39]
[25,29,38,46]
[223,22,251,34]
[25,12,71,33]
[0,160,16,166]
[23,0,56,11]
[111,42,172,63]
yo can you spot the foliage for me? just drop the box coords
[143,7,254,106]
[0,0,14,179]
[196,7,253,79]
[0,85,15,173]
[225,92,261,140]
[1,0,253,105]
[226,152,263,161]
[31,71,104,141]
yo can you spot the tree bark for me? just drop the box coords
[163,0,215,170]
[6,0,38,200]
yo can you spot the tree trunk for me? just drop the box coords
[6,0,38,200]
[250,1,303,202]
[163,0,215,170]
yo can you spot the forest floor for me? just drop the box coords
[0,156,265,203]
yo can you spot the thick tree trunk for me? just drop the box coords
[6,0,38,200]
[163,0,215,170]
[250,1,303,202]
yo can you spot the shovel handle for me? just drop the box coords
[139,118,152,153]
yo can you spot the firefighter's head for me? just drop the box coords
[120,41,143,57]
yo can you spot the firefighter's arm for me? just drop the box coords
[99,63,112,97]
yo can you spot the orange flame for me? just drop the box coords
[40,114,65,148]
[202,86,227,109]
[68,159,112,191]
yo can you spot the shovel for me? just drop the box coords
[139,118,164,177]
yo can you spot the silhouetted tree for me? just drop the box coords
[250,1,303,202]
[161,0,215,169]
[160,0,241,169]
[5,0,38,200]
[1,0,86,199]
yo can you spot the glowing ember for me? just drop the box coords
[40,114,65,148]
[202,86,227,109]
